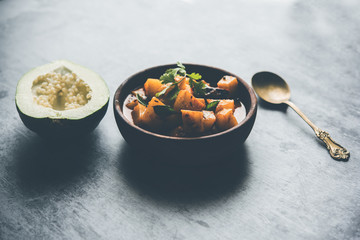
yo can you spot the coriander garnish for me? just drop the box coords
[156,62,205,99]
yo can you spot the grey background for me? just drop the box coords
[1,0,360,239]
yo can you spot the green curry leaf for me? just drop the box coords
[205,100,220,111]
[167,84,180,101]
[136,93,148,107]
[153,105,176,117]
[155,85,171,98]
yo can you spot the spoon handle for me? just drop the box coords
[284,100,350,161]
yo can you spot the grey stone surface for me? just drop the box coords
[1,0,360,239]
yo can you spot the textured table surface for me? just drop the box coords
[1,0,360,239]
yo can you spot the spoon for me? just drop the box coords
[251,71,350,161]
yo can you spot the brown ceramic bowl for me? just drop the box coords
[113,63,257,165]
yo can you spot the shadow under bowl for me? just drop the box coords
[113,63,257,165]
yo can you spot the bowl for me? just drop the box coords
[113,63,257,165]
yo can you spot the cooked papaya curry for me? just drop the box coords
[123,62,246,137]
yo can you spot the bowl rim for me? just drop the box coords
[113,63,257,141]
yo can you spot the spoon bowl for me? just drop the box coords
[252,71,291,104]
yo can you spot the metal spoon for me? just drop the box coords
[252,71,350,161]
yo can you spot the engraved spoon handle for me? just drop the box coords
[284,100,350,161]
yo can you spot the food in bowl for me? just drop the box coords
[113,63,257,164]
[123,62,246,137]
